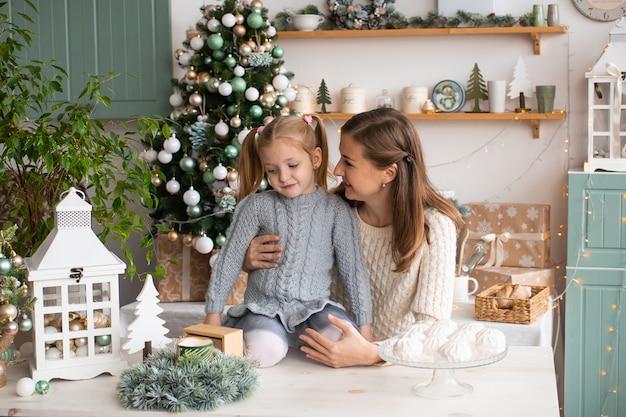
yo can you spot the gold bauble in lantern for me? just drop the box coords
[233,24,247,38]
[183,234,194,247]
[69,319,85,332]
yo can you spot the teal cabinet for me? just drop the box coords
[565,171,626,417]
[10,0,172,118]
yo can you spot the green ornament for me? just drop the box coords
[276,94,288,108]
[0,257,12,274]
[186,205,202,218]
[226,104,239,117]
[35,380,50,395]
[258,178,268,191]
[215,234,227,247]
[19,317,33,332]
[249,104,263,118]
[246,12,264,29]
[206,33,224,50]
[212,50,226,61]
[207,77,219,93]
[179,156,196,172]
[230,77,246,93]
[224,145,239,159]
[95,334,111,346]
[186,84,195,93]
[204,56,213,65]
[224,55,237,68]
[202,171,216,184]
[271,46,284,59]
[0,346,12,364]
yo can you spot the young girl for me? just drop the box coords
[244,108,464,367]
[204,114,373,368]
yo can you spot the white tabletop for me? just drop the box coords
[0,346,559,417]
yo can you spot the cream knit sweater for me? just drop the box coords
[333,206,456,339]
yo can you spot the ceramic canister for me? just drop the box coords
[291,85,316,114]
[177,336,214,361]
[401,86,428,114]
[341,85,366,114]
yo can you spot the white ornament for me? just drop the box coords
[218,82,233,97]
[166,178,181,194]
[179,52,191,66]
[221,13,236,27]
[194,235,214,254]
[272,74,289,91]
[207,18,221,32]
[141,149,158,162]
[163,133,181,153]
[214,121,230,137]
[238,128,251,144]
[189,36,204,51]
[157,150,173,164]
[16,377,36,397]
[183,187,201,206]
[245,87,260,101]
[283,86,297,102]
[265,26,276,37]
[213,163,228,180]
[169,92,183,107]
[233,65,245,77]
[209,252,219,267]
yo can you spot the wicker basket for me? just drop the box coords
[474,284,549,324]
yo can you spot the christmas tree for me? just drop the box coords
[316,79,332,113]
[465,62,488,113]
[142,0,294,254]
[508,56,533,100]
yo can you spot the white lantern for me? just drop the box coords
[25,187,127,381]
[585,18,626,172]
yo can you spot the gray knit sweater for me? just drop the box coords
[205,187,372,332]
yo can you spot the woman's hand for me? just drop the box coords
[299,314,382,368]
[243,234,283,272]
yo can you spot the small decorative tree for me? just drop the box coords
[123,275,172,355]
[465,62,488,113]
[316,79,332,113]
[508,56,534,101]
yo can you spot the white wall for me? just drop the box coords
[170,0,617,283]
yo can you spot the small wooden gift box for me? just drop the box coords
[470,265,555,293]
[183,324,243,357]
[475,284,549,325]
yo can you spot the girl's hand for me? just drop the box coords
[204,313,222,327]
[243,234,283,272]
[299,314,382,368]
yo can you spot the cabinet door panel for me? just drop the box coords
[10,0,171,118]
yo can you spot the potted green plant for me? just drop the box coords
[0,1,163,279]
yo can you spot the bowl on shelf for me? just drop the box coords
[286,14,324,31]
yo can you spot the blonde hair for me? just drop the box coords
[337,108,463,272]
[237,114,333,200]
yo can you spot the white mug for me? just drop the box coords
[453,275,479,304]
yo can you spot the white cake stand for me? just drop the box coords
[378,340,508,399]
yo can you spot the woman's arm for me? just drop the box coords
[242,234,283,272]
[299,314,382,368]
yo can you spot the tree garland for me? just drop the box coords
[273,2,534,31]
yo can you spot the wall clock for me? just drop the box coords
[572,0,626,21]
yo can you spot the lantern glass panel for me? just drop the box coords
[92,282,111,302]
[593,136,610,158]
[43,286,61,307]
[593,109,610,132]
[68,284,86,305]
[593,82,611,105]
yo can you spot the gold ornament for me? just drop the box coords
[199,160,209,172]
[230,116,242,128]
[183,234,194,247]
[233,24,246,38]
[422,99,437,114]
[167,229,179,242]
[0,302,18,321]
[174,48,185,59]
[239,43,252,57]
[235,13,245,25]
[197,72,210,84]
[186,69,197,81]
[226,171,238,183]
[240,56,249,67]
[151,173,162,187]
[250,0,263,9]
[189,93,203,107]
[69,319,84,332]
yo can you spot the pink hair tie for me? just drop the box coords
[257,125,265,133]
[303,115,313,126]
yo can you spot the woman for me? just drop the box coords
[243,108,463,367]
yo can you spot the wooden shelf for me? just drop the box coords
[277,26,567,54]
[317,110,567,139]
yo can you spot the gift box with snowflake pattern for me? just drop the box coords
[462,203,551,269]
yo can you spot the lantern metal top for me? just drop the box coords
[587,17,626,78]
[25,187,125,277]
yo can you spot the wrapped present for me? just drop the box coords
[470,265,555,294]
[462,202,551,268]
[156,233,247,304]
